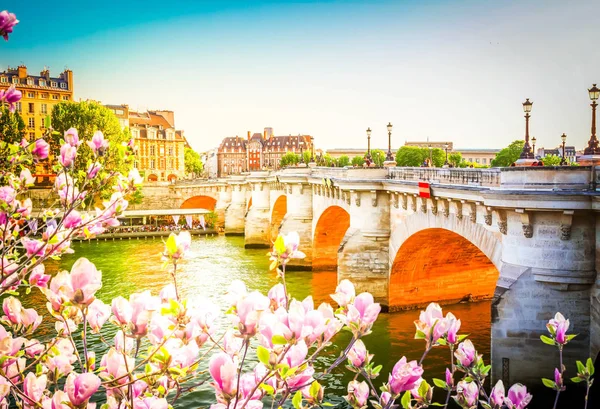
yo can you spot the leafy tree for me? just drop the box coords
[280,152,299,167]
[542,154,562,166]
[351,155,365,167]
[491,140,525,167]
[184,148,204,177]
[395,146,446,167]
[302,150,312,164]
[338,155,350,167]
[50,101,132,195]
[371,149,386,167]
[448,152,463,167]
[322,153,334,167]
[0,105,26,144]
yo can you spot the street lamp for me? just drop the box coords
[366,127,372,160]
[584,84,600,155]
[560,133,568,165]
[444,143,449,166]
[519,98,534,160]
[428,144,433,167]
[386,122,394,161]
[531,136,537,158]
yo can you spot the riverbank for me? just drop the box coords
[72,228,219,241]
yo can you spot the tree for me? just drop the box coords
[184,148,204,177]
[351,155,365,167]
[0,105,26,144]
[371,149,386,167]
[280,152,299,167]
[542,154,562,166]
[448,152,463,167]
[338,155,350,167]
[491,140,525,167]
[302,150,312,164]
[395,146,445,167]
[50,101,132,196]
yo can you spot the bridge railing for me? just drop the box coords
[388,167,501,187]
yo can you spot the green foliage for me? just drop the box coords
[395,146,446,167]
[302,150,312,164]
[448,152,463,167]
[280,152,300,167]
[541,154,561,166]
[128,188,144,205]
[50,101,132,198]
[351,155,365,167]
[371,149,386,167]
[491,140,524,167]
[0,106,26,145]
[205,211,218,228]
[184,148,204,177]
[337,155,350,167]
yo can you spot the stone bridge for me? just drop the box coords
[135,165,600,384]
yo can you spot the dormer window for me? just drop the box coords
[0,77,7,83]
[26,78,33,85]
[51,81,57,87]
[12,77,18,84]
[60,83,67,89]
[39,80,46,86]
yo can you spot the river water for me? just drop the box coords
[40,235,493,408]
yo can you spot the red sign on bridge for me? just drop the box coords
[418,181,431,198]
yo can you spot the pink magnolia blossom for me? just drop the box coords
[226,280,247,307]
[17,197,32,218]
[223,329,243,356]
[235,291,270,336]
[489,380,505,408]
[63,210,83,229]
[24,339,44,357]
[0,186,16,206]
[86,299,111,333]
[455,339,477,368]
[32,139,50,160]
[128,168,143,185]
[554,368,562,388]
[0,84,21,111]
[133,397,169,409]
[59,143,77,167]
[268,283,287,309]
[331,279,355,307]
[414,302,445,345]
[446,312,461,344]
[65,372,101,406]
[282,231,306,259]
[64,128,81,147]
[547,312,570,344]
[22,237,44,257]
[111,296,132,325]
[87,131,109,156]
[505,383,532,409]
[47,391,70,409]
[347,339,368,367]
[100,348,134,385]
[23,373,47,404]
[209,352,237,397]
[3,358,26,382]
[455,381,479,409]
[445,368,453,387]
[388,356,423,395]
[0,10,19,41]
[2,296,42,332]
[69,257,102,306]
[87,162,101,179]
[19,168,35,186]
[164,230,191,260]
[284,341,308,368]
[346,380,369,408]
[344,292,381,335]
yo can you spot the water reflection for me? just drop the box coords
[40,235,492,408]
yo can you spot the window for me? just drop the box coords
[132,129,139,138]
[168,147,173,156]
[28,118,35,128]
[41,120,46,129]
[52,95,59,100]
[134,161,138,169]
[27,92,35,98]
[28,103,34,113]
[170,159,174,168]
[482,158,487,164]
[51,81,57,87]
[0,77,7,83]
[41,104,47,114]
[39,80,46,87]
[150,146,155,155]
[26,78,33,85]
[41,93,48,99]
[15,102,21,113]
[29,132,35,139]
[150,159,155,169]
[115,109,124,115]
[60,83,67,89]
[11,77,18,84]
[62,96,69,100]
[148,129,156,139]
[475,158,480,164]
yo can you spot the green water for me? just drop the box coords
[41,235,492,407]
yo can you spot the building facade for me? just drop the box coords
[128,110,185,182]
[326,148,396,159]
[405,141,453,150]
[105,104,129,129]
[0,65,74,140]
[536,146,577,163]
[217,128,314,176]
[453,148,500,166]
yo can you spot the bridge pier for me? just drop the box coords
[214,184,231,229]
[245,175,271,248]
[491,210,595,385]
[279,178,313,270]
[224,180,247,235]
[338,190,390,304]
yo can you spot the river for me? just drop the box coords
[33,235,494,408]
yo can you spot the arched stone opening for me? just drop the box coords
[389,228,499,311]
[180,195,217,210]
[313,206,350,271]
[270,195,287,240]
[168,174,178,182]
[147,174,158,182]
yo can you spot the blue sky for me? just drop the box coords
[2,0,599,152]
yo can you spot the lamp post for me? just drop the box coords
[386,122,394,161]
[428,144,433,167]
[519,98,534,160]
[366,127,372,160]
[531,137,536,159]
[584,84,600,155]
[560,133,567,165]
[444,143,449,166]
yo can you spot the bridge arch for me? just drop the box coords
[388,213,502,311]
[180,195,217,210]
[313,205,350,270]
[270,195,287,240]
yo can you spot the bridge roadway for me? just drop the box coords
[104,166,600,384]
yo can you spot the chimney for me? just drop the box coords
[247,131,251,140]
[40,67,50,79]
[17,65,27,79]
